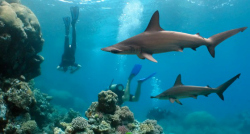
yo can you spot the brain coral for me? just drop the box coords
[0,0,44,80]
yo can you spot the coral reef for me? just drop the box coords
[98,90,118,114]
[29,89,55,129]
[184,111,216,128]
[4,79,36,112]
[71,117,88,132]
[117,125,130,134]
[0,0,44,81]
[0,76,84,134]
[0,76,164,134]
[0,94,7,120]
[20,120,37,133]
[57,90,164,134]
[139,119,163,134]
[62,108,81,123]
[238,111,250,133]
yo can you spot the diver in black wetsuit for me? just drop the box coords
[57,6,81,73]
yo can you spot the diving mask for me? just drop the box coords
[109,84,124,91]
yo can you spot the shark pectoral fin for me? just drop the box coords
[169,98,175,103]
[137,53,145,59]
[175,99,183,105]
[141,52,157,63]
[177,47,183,52]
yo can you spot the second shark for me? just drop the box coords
[151,73,240,105]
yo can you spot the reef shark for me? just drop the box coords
[150,73,240,105]
[101,11,247,63]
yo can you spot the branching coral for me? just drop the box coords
[71,117,88,131]
[139,119,163,134]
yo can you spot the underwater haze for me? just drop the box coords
[23,0,250,133]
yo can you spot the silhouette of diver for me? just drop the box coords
[57,6,81,73]
[108,64,156,106]
[146,107,168,121]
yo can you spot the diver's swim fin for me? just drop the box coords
[138,72,156,82]
[63,17,71,35]
[70,6,79,25]
[129,64,142,78]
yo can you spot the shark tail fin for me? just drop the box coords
[216,73,241,100]
[207,27,247,58]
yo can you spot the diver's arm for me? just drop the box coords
[70,63,81,74]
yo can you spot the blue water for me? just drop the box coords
[23,0,250,133]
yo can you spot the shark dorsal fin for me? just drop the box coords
[145,10,163,32]
[174,74,183,86]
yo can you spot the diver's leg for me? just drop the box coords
[131,72,156,102]
[62,17,71,52]
[70,6,79,53]
[122,77,132,102]
[122,64,142,102]
[71,23,76,53]
[58,17,71,70]
[131,81,142,102]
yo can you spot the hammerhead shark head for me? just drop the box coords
[101,11,247,62]
[150,73,240,105]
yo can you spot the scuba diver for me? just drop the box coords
[57,6,81,73]
[108,64,156,106]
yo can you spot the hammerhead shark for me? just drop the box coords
[150,73,240,105]
[101,11,247,63]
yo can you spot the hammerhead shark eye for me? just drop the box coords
[111,50,121,54]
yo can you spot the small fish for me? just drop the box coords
[151,74,241,105]
[101,11,247,63]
